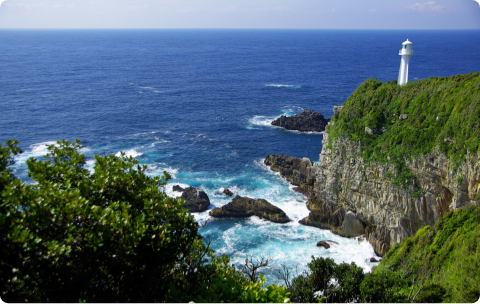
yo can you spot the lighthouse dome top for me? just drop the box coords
[402,39,413,45]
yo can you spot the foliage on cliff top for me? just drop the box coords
[375,206,480,303]
[329,72,480,166]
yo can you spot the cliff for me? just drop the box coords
[266,72,480,255]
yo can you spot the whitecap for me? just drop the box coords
[150,139,170,147]
[115,149,143,158]
[247,115,280,129]
[14,141,57,165]
[265,84,302,89]
[164,182,190,198]
[85,159,95,173]
[146,163,179,179]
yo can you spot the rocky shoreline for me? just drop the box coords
[264,121,480,255]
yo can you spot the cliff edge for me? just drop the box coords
[267,72,480,255]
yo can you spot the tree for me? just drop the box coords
[0,139,292,303]
[0,140,207,302]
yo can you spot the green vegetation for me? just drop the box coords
[329,72,480,181]
[376,206,480,303]
[2,139,479,302]
[0,140,290,303]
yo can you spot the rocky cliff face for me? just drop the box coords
[265,122,480,256]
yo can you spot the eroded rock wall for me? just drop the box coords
[266,123,480,256]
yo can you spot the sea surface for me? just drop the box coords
[1,29,479,284]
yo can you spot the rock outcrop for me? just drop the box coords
[180,187,211,213]
[333,106,344,117]
[173,185,185,192]
[265,122,480,255]
[209,196,291,223]
[316,241,330,249]
[223,188,234,197]
[264,154,318,194]
[271,109,329,132]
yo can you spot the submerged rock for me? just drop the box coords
[180,187,211,213]
[271,109,329,132]
[209,195,291,223]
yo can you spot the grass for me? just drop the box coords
[328,72,480,178]
[376,206,480,303]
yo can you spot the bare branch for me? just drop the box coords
[241,254,274,283]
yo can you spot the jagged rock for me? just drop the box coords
[271,109,330,132]
[264,154,319,194]
[181,187,210,213]
[316,241,330,249]
[293,186,309,197]
[333,106,344,116]
[399,114,408,120]
[301,122,479,255]
[370,257,379,263]
[223,188,234,197]
[365,127,374,135]
[209,196,291,223]
[341,211,365,237]
[173,185,184,192]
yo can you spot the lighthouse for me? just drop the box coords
[398,39,413,86]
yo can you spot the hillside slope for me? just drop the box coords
[376,206,480,303]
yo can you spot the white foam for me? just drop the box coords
[85,159,95,173]
[150,139,170,147]
[13,141,57,165]
[265,84,302,89]
[164,182,190,198]
[132,131,159,136]
[115,149,143,158]
[281,106,304,115]
[145,163,179,179]
[247,115,280,129]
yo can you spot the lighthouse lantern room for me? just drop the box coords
[398,39,413,86]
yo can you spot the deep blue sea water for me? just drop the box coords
[1,29,479,284]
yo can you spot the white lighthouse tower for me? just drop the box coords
[398,39,413,86]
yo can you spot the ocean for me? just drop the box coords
[1,29,479,284]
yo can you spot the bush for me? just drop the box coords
[0,140,291,303]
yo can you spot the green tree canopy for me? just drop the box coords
[0,139,291,303]
[0,140,209,302]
